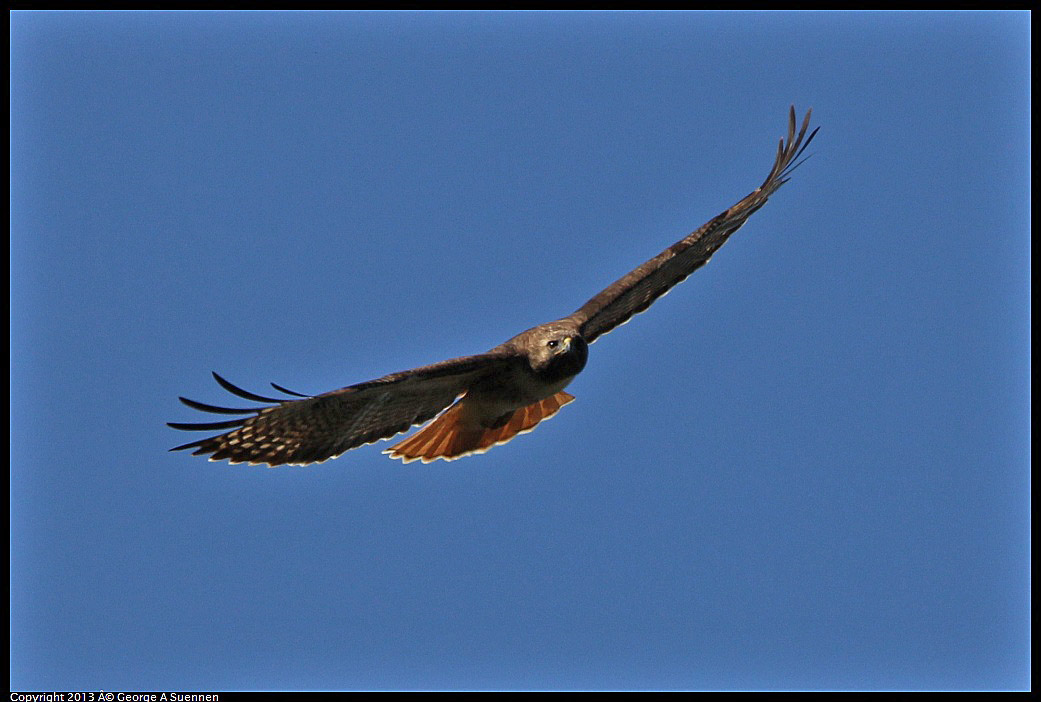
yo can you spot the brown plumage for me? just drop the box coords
[169,107,817,466]
[385,391,575,463]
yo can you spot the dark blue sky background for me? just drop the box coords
[11,11,1029,691]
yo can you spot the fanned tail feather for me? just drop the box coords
[385,392,575,463]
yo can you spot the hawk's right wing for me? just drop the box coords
[168,352,516,466]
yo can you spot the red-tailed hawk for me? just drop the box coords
[170,107,817,466]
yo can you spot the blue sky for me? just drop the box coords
[10,11,1029,691]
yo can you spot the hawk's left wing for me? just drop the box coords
[168,352,516,466]
[565,106,817,344]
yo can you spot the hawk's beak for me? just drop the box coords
[562,336,572,351]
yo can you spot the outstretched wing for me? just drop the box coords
[168,353,516,466]
[565,106,818,344]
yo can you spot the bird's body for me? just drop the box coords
[170,107,817,466]
[388,323,588,462]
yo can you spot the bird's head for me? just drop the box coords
[525,324,588,379]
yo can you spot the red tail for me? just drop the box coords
[384,391,575,463]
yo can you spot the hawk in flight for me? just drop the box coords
[170,107,817,466]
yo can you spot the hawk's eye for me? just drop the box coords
[546,340,559,349]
